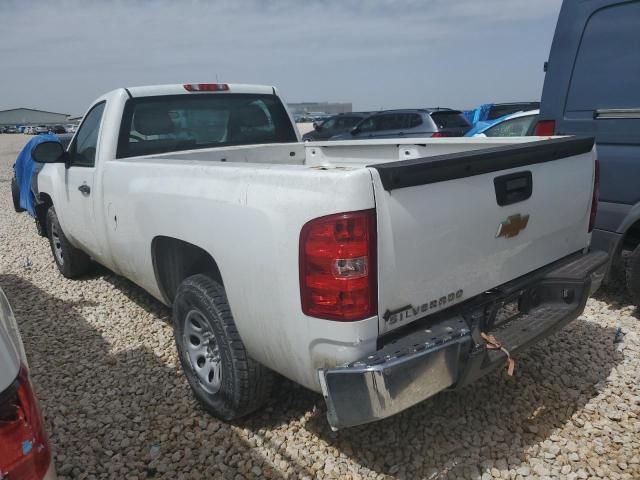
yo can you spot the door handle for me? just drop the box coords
[78,184,91,195]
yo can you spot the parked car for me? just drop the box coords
[537,0,640,305]
[331,108,470,140]
[34,126,48,135]
[302,112,371,141]
[2,126,18,134]
[30,82,604,429]
[464,102,540,125]
[23,126,34,135]
[12,134,65,222]
[65,124,78,134]
[467,109,539,137]
[50,125,66,134]
[0,286,56,479]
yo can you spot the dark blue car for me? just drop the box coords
[538,0,640,304]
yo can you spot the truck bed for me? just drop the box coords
[132,135,596,338]
[141,136,575,169]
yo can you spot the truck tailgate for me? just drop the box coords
[370,137,596,334]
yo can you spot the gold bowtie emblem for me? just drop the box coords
[496,214,529,238]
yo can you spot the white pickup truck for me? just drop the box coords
[30,83,606,429]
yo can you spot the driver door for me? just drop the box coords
[58,101,105,258]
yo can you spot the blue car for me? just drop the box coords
[465,109,539,137]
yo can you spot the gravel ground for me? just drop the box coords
[0,134,639,480]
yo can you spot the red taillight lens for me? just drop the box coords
[300,210,377,321]
[0,367,51,480]
[183,83,230,92]
[589,160,600,233]
[431,132,451,138]
[534,119,556,136]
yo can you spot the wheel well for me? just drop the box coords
[151,236,223,304]
[34,193,53,237]
[622,219,640,251]
[37,193,53,208]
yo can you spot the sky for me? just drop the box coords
[0,0,562,116]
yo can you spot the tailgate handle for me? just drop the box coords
[494,171,532,206]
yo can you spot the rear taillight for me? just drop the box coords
[534,119,556,136]
[0,367,51,480]
[589,160,600,233]
[300,210,377,321]
[183,83,229,92]
[431,132,451,138]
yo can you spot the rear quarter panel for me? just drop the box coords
[100,160,379,390]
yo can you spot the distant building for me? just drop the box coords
[288,102,352,116]
[0,108,71,126]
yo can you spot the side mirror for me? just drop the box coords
[314,123,323,131]
[32,141,65,163]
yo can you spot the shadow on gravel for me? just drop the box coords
[85,264,173,324]
[306,319,621,478]
[240,317,622,479]
[593,264,639,318]
[6,262,625,479]
[0,274,315,479]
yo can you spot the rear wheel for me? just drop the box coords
[46,208,92,278]
[11,175,24,212]
[173,274,273,420]
[626,244,640,307]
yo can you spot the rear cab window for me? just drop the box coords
[116,93,297,158]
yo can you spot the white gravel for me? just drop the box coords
[1,134,639,479]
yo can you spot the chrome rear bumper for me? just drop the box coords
[319,250,608,429]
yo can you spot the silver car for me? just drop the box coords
[0,287,57,479]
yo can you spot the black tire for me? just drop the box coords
[626,244,640,307]
[11,175,24,212]
[46,208,92,278]
[173,274,273,420]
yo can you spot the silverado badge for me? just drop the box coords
[496,214,529,238]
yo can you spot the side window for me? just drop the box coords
[333,117,347,129]
[376,114,403,131]
[407,114,423,128]
[69,102,105,167]
[321,117,337,129]
[357,117,376,133]
[484,115,538,137]
[566,2,640,112]
[341,116,361,128]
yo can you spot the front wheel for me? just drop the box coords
[11,175,24,212]
[173,274,273,420]
[46,208,92,278]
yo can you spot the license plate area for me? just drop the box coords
[491,293,522,328]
